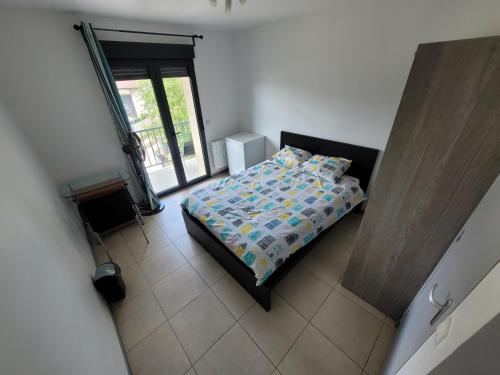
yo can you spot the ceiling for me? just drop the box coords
[0,0,341,30]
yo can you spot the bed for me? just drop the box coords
[181,131,379,311]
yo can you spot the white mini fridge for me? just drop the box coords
[225,132,266,175]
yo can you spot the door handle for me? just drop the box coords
[429,284,453,326]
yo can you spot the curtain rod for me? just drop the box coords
[73,24,203,46]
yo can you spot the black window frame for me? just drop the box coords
[103,41,212,196]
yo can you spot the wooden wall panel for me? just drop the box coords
[342,36,500,320]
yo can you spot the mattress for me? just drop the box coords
[181,160,366,285]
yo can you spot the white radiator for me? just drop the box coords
[211,139,228,171]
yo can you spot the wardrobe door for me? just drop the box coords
[342,36,500,320]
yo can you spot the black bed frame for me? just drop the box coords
[181,131,379,311]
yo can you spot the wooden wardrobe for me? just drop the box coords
[342,36,500,320]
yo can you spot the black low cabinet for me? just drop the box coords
[78,188,137,234]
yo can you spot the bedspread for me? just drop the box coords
[181,161,366,285]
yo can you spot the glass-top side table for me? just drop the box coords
[60,168,149,246]
[60,168,130,200]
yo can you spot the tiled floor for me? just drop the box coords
[93,174,396,375]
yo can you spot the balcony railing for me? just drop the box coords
[134,121,193,168]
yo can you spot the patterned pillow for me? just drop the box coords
[272,145,312,168]
[299,154,352,180]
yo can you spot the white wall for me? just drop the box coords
[0,100,128,375]
[2,1,500,184]
[0,6,239,187]
[234,0,500,157]
[0,7,128,185]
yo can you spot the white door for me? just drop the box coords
[383,175,500,375]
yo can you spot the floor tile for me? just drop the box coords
[212,274,255,319]
[364,318,396,375]
[120,223,142,244]
[114,290,166,351]
[154,202,183,225]
[106,243,135,269]
[101,230,125,249]
[195,324,274,375]
[335,284,385,321]
[139,244,187,286]
[239,293,307,365]
[170,290,235,363]
[274,265,332,320]
[128,228,172,262]
[111,263,149,309]
[335,211,363,234]
[174,234,206,261]
[316,223,358,260]
[299,212,362,287]
[278,324,361,375]
[121,220,160,243]
[189,252,227,285]
[152,263,207,318]
[301,245,350,287]
[312,290,382,366]
[127,323,190,375]
[160,217,188,241]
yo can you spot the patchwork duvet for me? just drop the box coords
[181,161,366,285]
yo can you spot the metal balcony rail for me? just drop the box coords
[134,121,192,168]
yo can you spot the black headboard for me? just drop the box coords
[280,131,379,191]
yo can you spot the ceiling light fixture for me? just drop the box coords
[209,0,247,15]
